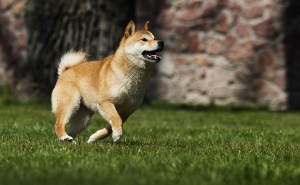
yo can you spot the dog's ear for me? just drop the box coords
[125,20,136,38]
[142,21,150,31]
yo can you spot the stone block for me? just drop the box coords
[256,50,276,78]
[187,33,204,53]
[200,1,215,18]
[177,67,196,85]
[208,67,226,83]
[227,72,236,84]
[210,86,230,99]
[186,93,210,105]
[169,82,185,100]
[215,12,229,33]
[253,78,277,98]
[235,70,252,83]
[207,39,223,55]
[274,70,286,90]
[177,1,201,21]
[243,6,264,19]
[200,69,206,78]
[236,22,250,37]
[188,81,208,94]
[269,93,287,111]
[227,40,254,60]
[253,18,278,38]
[192,20,211,31]
[234,87,251,100]
[255,40,269,48]
[214,56,231,68]
[241,61,254,71]
[224,34,236,45]
[156,77,170,96]
[193,55,212,66]
[174,55,190,66]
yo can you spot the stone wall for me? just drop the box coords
[0,0,25,85]
[137,0,290,110]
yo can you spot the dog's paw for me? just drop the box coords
[87,137,94,143]
[60,135,74,142]
[112,133,122,143]
[87,133,97,143]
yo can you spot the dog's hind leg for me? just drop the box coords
[52,86,81,142]
[68,105,94,138]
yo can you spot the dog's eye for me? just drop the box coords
[141,38,148,41]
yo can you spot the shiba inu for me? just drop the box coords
[51,21,164,143]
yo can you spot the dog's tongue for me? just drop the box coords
[151,55,161,59]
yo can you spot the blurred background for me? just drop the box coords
[0,0,299,110]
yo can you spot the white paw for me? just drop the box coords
[87,138,93,143]
[60,135,74,142]
[87,133,97,143]
[112,134,122,143]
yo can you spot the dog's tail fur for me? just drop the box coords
[57,50,90,76]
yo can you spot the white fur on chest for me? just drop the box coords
[110,65,152,112]
[111,74,147,102]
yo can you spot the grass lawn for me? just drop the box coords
[0,101,300,185]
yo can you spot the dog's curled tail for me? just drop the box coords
[57,50,90,76]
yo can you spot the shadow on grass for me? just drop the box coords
[143,101,269,112]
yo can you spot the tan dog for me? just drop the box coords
[51,21,164,143]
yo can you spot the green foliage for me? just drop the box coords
[0,102,300,185]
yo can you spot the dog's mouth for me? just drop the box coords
[142,48,162,63]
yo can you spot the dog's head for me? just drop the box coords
[123,21,164,64]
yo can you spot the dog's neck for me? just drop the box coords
[110,47,154,90]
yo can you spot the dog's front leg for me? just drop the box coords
[96,101,123,143]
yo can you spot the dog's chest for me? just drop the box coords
[111,76,148,114]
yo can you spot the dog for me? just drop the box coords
[51,21,164,143]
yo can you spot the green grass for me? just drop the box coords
[0,102,300,185]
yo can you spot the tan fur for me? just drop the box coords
[57,51,90,76]
[51,21,163,143]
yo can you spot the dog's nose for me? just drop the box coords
[157,41,164,47]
